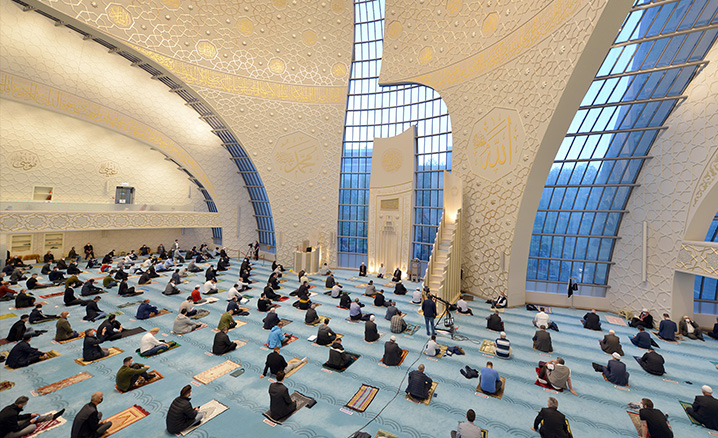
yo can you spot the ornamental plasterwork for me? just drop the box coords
[7,150,39,171]
[676,242,718,280]
[691,149,718,208]
[98,160,121,177]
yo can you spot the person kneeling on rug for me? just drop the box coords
[140,328,170,356]
[537,357,578,395]
[327,338,351,369]
[382,336,403,366]
[173,309,203,335]
[260,347,307,378]
[638,398,672,438]
[6,335,48,369]
[638,348,665,376]
[532,397,570,438]
[631,326,657,349]
[0,395,64,438]
[71,392,112,438]
[55,311,79,342]
[136,299,159,320]
[592,352,629,386]
[451,409,483,438]
[268,371,295,421]
[479,361,502,395]
[82,329,109,362]
[267,324,292,349]
[581,309,602,331]
[406,364,433,401]
[686,385,718,431]
[116,357,155,392]
[212,326,241,355]
[166,385,203,435]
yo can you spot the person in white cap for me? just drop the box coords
[495,332,511,358]
[678,315,704,341]
[594,352,629,386]
[630,308,654,329]
[686,385,718,430]
[382,335,403,366]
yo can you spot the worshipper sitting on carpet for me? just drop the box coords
[394,280,407,295]
[382,336,403,366]
[136,299,159,320]
[26,273,51,290]
[489,291,508,309]
[114,268,129,282]
[42,250,55,265]
[66,262,81,276]
[55,311,79,342]
[83,296,106,322]
[80,279,103,297]
[29,303,57,324]
[63,285,90,307]
[191,285,206,304]
[205,266,217,283]
[267,323,293,349]
[350,298,372,321]
[263,283,280,301]
[179,296,198,317]
[263,308,281,329]
[385,300,402,319]
[268,273,281,290]
[359,262,367,277]
[166,385,203,435]
[268,371,296,420]
[173,309,203,334]
[7,314,42,342]
[391,312,408,334]
[6,335,47,369]
[0,395,64,438]
[331,282,343,299]
[162,279,180,296]
[83,329,109,362]
[365,315,380,342]
[537,357,578,395]
[325,273,336,288]
[592,352,629,386]
[140,328,170,356]
[227,296,249,316]
[424,334,441,356]
[533,307,558,331]
[657,313,678,341]
[406,364,433,401]
[319,263,331,276]
[65,275,82,288]
[227,284,245,301]
[203,279,218,295]
[84,243,95,260]
[532,397,571,438]
[456,297,473,315]
[86,257,99,269]
[137,271,152,285]
[292,287,312,310]
[0,281,17,301]
[708,316,718,340]
[40,262,52,275]
[685,385,718,430]
[97,314,123,342]
[296,269,306,283]
[305,303,320,325]
[631,326,658,349]
[638,398,673,438]
[103,273,117,289]
[258,293,279,312]
[679,315,704,340]
[14,289,35,308]
[260,347,307,378]
[71,392,112,438]
[10,268,27,285]
[486,310,504,331]
[139,245,150,256]
[364,280,376,297]
[630,308,654,329]
[599,329,624,355]
[49,267,66,285]
[116,356,155,392]
[638,348,665,376]
[495,332,511,359]
[316,318,337,345]
[339,292,351,309]
[119,278,143,297]
[187,259,203,272]
[218,310,239,331]
[581,309,602,330]
[373,289,389,307]
[478,361,502,395]
[412,287,423,304]
[533,325,553,353]
[212,326,241,355]
[391,267,402,282]
[326,338,351,369]
[451,409,483,438]
[377,263,386,279]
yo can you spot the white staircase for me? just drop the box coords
[423,207,462,314]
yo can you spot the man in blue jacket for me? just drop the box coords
[630,326,656,349]
[136,299,159,320]
[657,313,677,341]
[602,353,629,386]
[421,294,437,336]
[406,364,433,401]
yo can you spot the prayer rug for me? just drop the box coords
[179,399,229,436]
[195,297,219,306]
[190,309,210,320]
[37,372,92,395]
[384,282,396,288]
[375,431,399,438]
[651,331,680,343]
[75,347,123,366]
[262,392,314,424]
[263,335,299,348]
[212,320,247,332]
[29,316,60,325]
[57,332,86,344]
[6,350,60,370]
[356,283,369,289]
[479,340,496,355]
[476,376,506,399]
[313,333,344,346]
[346,276,360,281]
[627,411,641,435]
[0,312,16,320]
[107,311,124,317]
[534,380,563,392]
[276,296,290,301]
[0,381,15,392]
[117,300,144,309]
[141,309,171,319]
[26,414,66,437]
[322,353,361,373]
[679,401,702,425]
[137,341,180,357]
[278,318,292,328]
[38,292,64,299]
[346,384,379,412]
[606,315,627,327]
[434,345,449,358]
[193,360,241,384]
[364,332,384,343]
[175,323,208,335]
[307,316,330,326]
[404,324,420,335]
[101,404,150,436]
[405,381,438,405]
[116,371,163,393]
[119,327,146,339]
[284,358,307,378]
[10,301,48,310]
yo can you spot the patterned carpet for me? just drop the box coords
[1,255,716,437]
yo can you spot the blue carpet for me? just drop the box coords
[1,257,716,437]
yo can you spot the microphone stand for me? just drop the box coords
[432,294,456,340]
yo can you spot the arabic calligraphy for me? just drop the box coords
[8,150,39,171]
[468,108,525,181]
[272,132,323,183]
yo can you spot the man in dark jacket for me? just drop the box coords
[533,326,553,353]
[365,315,380,342]
[421,295,437,336]
[599,329,624,355]
[325,274,335,288]
[532,397,571,438]
[326,338,350,369]
[14,290,35,308]
[28,304,57,324]
[263,309,280,330]
[7,315,41,342]
[686,385,718,430]
[82,329,109,362]
[406,364,433,401]
[656,313,677,341]
[136,299,159,320]
[6,335,47,369]
[638,348,665,376]
[71,392,111,438]
[581,309,602,330]
[486,310,504,331]
[0,396,62,438]
[83,296,106,322]
[64,287,90,307]
[631,326,657,349]
[268,371,296,420]
[304,303,320,325]
[80,279,102,297]
[212,327,239,355]
[316,319,337,345]
[393,281,407,295]
[166,385,203,434]
[600,353,629,386]
[48,267,65,285]
[96,314,123,342]
[382,336,403,366]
